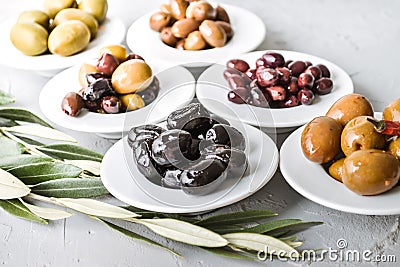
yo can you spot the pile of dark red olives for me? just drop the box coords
[128,103,248,195]
[224,51,334,108]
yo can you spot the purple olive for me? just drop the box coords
[226,59,250,73]
[61,92,84,117]
[262,52,285,68]
[276,67,291,85]
[288,61,307,77]
[315,77,333,95]
[305,66,322,80]
[102,96,121,114]
[288,77,299,95]
[227,74,247,90]
[297,89,315,105]
[97,53,119,76]
[228,88,250,104]
[266,86,286,101]
[279,95,299,108]
[298,73,315,89]
[316,64,331,78]
[245,68,257,81]
[256,67,279,87]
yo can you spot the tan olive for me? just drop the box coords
[170,0,189,20]
[78,63,97,88]
[328,158,345,182]
[171,18,200,38]
[388,137,400,161]
[341,116,386,157]
[215,21,233,40]
[99,45,127,63]
[17,10,50,30]
[120,94,145,111]
[301,116,343,163]
[10,23,48,56]
[186,1,216,21]
[342,149,400,196]
[160,27,179,47]
[160,3,172,14]
[48,20,91,56]
[326,93,374,126]
[184,31,206,50]
[150,11,172,32]
[176,39,186,50]
[43,0,76,18]
[215,5,230,23]
[53,8,98,39]
[111,59,153,94]
[78,0,108,23]
[383,99,400,122]
[199,20,226,47]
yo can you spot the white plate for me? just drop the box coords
[0,17,126,76]
[126,4,265,68]
[196,50,354,129]
[101,121,279,213]
[39,64,196,137]
[280,113,400,215]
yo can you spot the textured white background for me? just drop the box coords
[1,0,400,266]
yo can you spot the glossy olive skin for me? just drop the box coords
[170,0,189,20]
[78,0,108,23]
[342,150,400,196]
[101,96,120,114]
[86,72,109,86]
[215,5,230,23]
[199,20,226,47]
[167,103,210,130]
[171,18,200,38]
[388,137,400,161]
[341,116,386,157]
[43,0,76,18]
[53,8,99,39]
[328,158,345,182]
[128,124,165,150]
[134,140,164,185]
[161,27,179,47]
[61,92,84,117]
[79,63,98,87]
[82,78,114,102]
[301,116,343,163]
[111,59,153,94]
[326,94,374,126]
[120,94,145,111]
[383,99,400,122]
[182,117,215,140]
[10,22,48,56]
[17,10,50,29]
[184,30,206,50]
[96,52,119,76]
[150,11,171,32]
[215,21,233,40]
[206,124,246,151]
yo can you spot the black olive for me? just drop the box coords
[82,78,115,102]
[182,117,215,140]
[161,168,183,189]
[86,72,109,85]
[166,103,210,130]
[128,124,165,150]
[136,77,160,105]
[134,140,164,185]
[206,124,246,150]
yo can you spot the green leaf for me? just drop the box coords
[0,199,47,224]
[0,90,15,105]
[8,162,82,185]
[0,118,18,127]
[133,218,228,248]
[0,135,25,157]
[0,108,52,128]
[125,206,197,222]
[202,247,256,261]
[31,178,109,198]
[0,168,30,199]
[206,224,245,235]
[37,144,103,162]
[4,125,77,142]
[15,135,44,146]
[242,219,303,234]
[20,199,72,220]
[0,155,53,170]
[267,221,323,237]
[95,218,181,257]
[195,210,278,226]
[65,160,101,176]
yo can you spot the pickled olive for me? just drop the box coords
[214,21,233,40]
[206,124,246,150]
[126,53,145,61]
[388,137,400,160]
[96,52,119,76]
[215,5,230,23]
[297,89,315,105]
[227,74,248,90]
[112,59,153,94]
[276,67,291,85]
[61,92,84,117]
[305,66,322,81]
[184,31,206,50]
[266,86,286,101]
[279,95,299,108]
[78,63,98,88]
[78,0,108,23]
[43,0,76,18]
[128,124,165,150]
[256,67,279,87]
[262,52,285,68]
[226,59,250,73]
[191,1,216,21]
[199,20,226,47]
[288,77,299,95]
[160,3,172,14]
[10,22,48,56]
[297,73,315,89]
[167,103,210,130]
[171,18,200,38]
[288,61,307,77]
[150,11,172,32]
[329,158,345,182]
[170,0,189,20]
[53,8,99,39]
[316,64,331,78]
[245,69,257,81]
[315,77,333,95]
[228,88,250,104]
[248,86,270,108]
[151,129,193,167]
[182,117,215,140]
[120,94,145,111]
[82,78,114,101]
[134,140,164,184]
[86,72,109,86]
[101,96,120,114]
[161,27,179,47]
[99,45,127,63]
[17,10,50,30]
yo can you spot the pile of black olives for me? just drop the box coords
[128,103,248,195]
[224,51,334,108]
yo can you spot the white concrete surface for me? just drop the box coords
[1,0,400,266]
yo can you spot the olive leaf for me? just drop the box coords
[0,90,15,105]
[31,178,109,198]
[0,155,53,170]
[241,219,303,234]
[64,160,101,176]
[8,162,82,185]
[0,168,30,199]
[37,144,103,162]
[0,199,47,224]
[19,199,72,220]
[0,135,25,157]
[15,135,44,146]
[195,210,277,226]
[202,247,256,261]
[223,233,299,257]
[132,218,228,248]
[54,198,140,219]
[0,108,52,128]
[0,118,18,127]
[95,217,181,257]
[3,125,77,142]
[206,224,245,235]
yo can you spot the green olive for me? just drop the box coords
[78,0,108,23]
[111,59,153,94]
[53,8,98,39]
[17,10,50,30]
[10,22,48,56]
[48,20,91,56]
[328,158,345,182]
[43,0,76,18]
[120,94,145,111]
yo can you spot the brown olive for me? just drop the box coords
[388,137,400,161]
[149,11,171,32]
[186,1,216,21]
[61,92,84,117]
[171,18,200,38]
[184,31,206,50]
[161,27,179,47]
[199,20,226,47]
[169,0,189,20]
[176,39,186,50]
[328,158,345,182]
[215,5,230,23]
[383,99,400,122]
[214,21,233,40]
[160,3,172,14]
[96,52,119,76]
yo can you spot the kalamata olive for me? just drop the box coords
[297,89,315,105]
[262,52,285,68]
[298,73,315,89]
[315,77,333,95]
[276,67,291,85]
[149,11,171,32]
[126,53,145,61]
[187,138,201,160]
[245,68,257,81]
[304,61,312,67]
[182,116,214,140]
[248,86,270,107]
[215,5,230,23]
[102,96,120,114]
[136,77,160,105]
[203,145,247,178]
[61,92,84,117]
[228,88,250,104]
[255,58,266,68]
[128,124,164,150]
[316,64,331,78]
[135,140,164,185]
[227,74,247,90]
[288,77,299,95]
[180,158,227,195]
[162,168,183,189]
[226,59,250,73]
[305,66,322,80]
[83,78,115,101]
[289,61,307,77]
[279,95,299,108]
[210,113,230,126]
[167,103,210,130]
[206,124,246,150]
[96,52,119,76]
[152,129,193,167]
[86,72,108,85]
[284,60,293,68]
[215,21,233,40]
[266,86,286,101]
[256,67,279,87]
